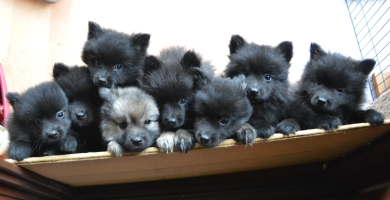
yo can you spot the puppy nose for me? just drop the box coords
[167,118,177,126]
[317,97,327,106]
[249,88,259,97]
[97,78,107,86]
[200,135,211,144]
[131,137,143,146]
[47,130,58,139]
[76,112,85,120]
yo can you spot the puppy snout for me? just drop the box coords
[97,78,107,86]
[167,118,177,126]
[200,134,211,145]
[249,88,259,97]
[47,130,59,139]
[317,97,327,106]
[76,112,85,120]
[131,137,143,146]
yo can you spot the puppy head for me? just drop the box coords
[82,21,150,88]
[225,35,292,102]
[100,87,160,152]
[7,82,71,143]
[53,63,102,128]
[139,47,210,129]
[301,43,376,112]
[193,75,252,147]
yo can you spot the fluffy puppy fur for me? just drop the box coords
[139,46,213,153]
[289,43,384,130]
[100,87,160,157]
[193,75,255,148]
[53,63,105,152]
[81,21,150,88]
[224,35,299,139]
[6,82,77,161]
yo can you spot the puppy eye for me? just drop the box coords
[114,64,123,70]
[220,118,229,125]
[119,122,127,129]
[57,111,65,118]
[316,82,322,86]
[179,98,187,105]
[95,60,101,66]
[144,119,151,125]
[336,88,344,93]
[34,119,42,126]
[264,74,272,81]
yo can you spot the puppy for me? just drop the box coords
[289,43,384,130]
[139,46,213,153]
[100,87,160,156]
[81,21,150,88]
[53,63,105,152]
[6,82,77,161]
[224,35,299,140]
[193,75,255,148]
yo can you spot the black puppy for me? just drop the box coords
[289,43,384,130]
[6,82,77,161]
[193,75,255,148]
[139,46,213,153]
[53,63,105,152]
[224,35,299,141]
[81,21,150,88]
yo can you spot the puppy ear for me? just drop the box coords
[310,43,327,61]
[357,59,376,75]
[229,35,246,55]
[131,33,151,54]
[6,92,21,107]
[99,88,116,102]
[88,21,103,40]
[181,50,201,70]
[232,74,247,92]
[142,55,161,74]
[277,41,293,63]
[192,68,210,90]
[52,62,70,79]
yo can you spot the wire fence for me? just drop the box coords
[346,0,390,100]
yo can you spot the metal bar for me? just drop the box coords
[346,0,389,99]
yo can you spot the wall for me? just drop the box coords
[0,0,360,94]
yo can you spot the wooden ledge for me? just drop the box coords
[5,119,390,187]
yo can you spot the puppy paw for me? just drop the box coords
[363,109,384,126]
[236,123,257,146]
[156,132,175,153]
[8,142,32,161]
[276,118,300,135]
[249,120,276,138]
[316,116,341,130]
[59,135,77,153]
[174,129,194,154]
[107,141,123,157]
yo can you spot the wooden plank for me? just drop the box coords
[52,145,362,186]
[7,121,390,187]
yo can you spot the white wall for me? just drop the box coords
[68,0,361,84]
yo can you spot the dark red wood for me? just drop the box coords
[0,159,73,199]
